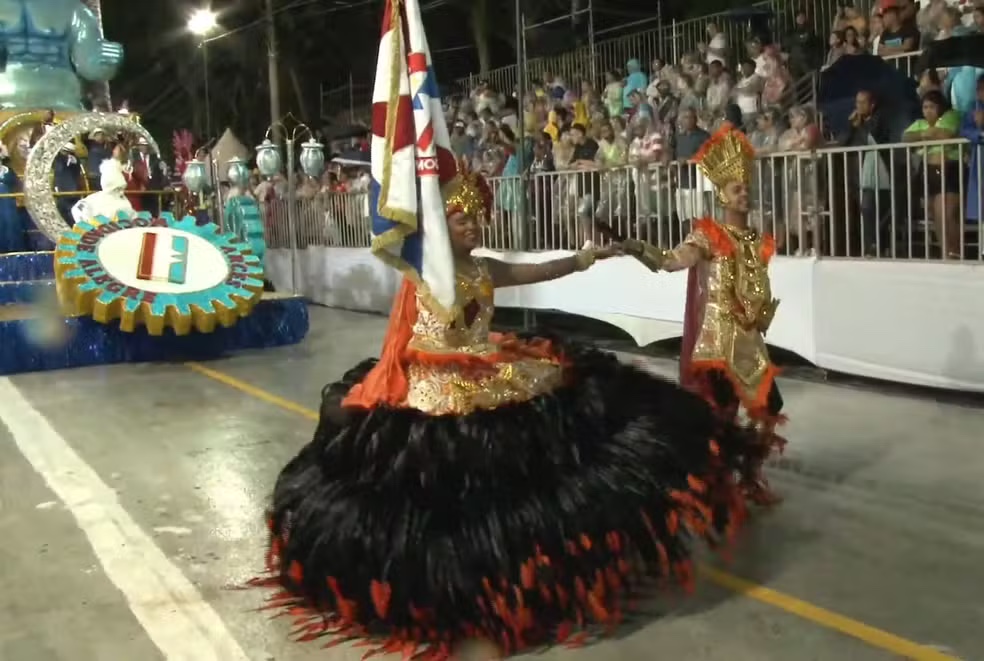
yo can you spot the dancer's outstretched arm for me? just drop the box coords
[485,245,619,287]
[621,236,707,272]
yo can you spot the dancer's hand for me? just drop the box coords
[592,244,622,260]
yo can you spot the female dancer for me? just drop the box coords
[255,166,759,658]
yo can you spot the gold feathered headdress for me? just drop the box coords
[693,123,756,204]
[442,158,493,223]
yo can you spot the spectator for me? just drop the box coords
[649,80,677,124]
[705,60,732,119]
[826,30,847,67]
[936,5,970,39]
[959,75,984,226]
[779,105,822,253]
[677,74,702,114]
[974,5,984,32]
[786,10,824,77]
[878,6,920,56]
[705,22,728,65]
[839,89,896,256]
[672,108,711,223]
[903,90,963,258]
[868,11,884,53]
[500,97,519,134]
[834,3,868,34]
[694,62,711,97]
[553,126,575,170]
[917,0,948,38]
[733,60,762,122]
[627,88,653,122]
[603,70,624,118]
[623,59,648,106]
[843,26,864,54]
[449,120,474,161]
[750,107,782,154]
[724,103,744,131]
[570,123,599,167]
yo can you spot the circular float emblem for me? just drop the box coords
[55,212,264,335]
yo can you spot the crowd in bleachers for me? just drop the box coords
[258,1,984,261]
[429,1,984,259]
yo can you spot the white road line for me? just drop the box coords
[0,377,250,661]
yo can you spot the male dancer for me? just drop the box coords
[623,123,785,505]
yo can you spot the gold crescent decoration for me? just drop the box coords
[24,112,159,243]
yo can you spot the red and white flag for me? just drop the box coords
[369,0,458,313]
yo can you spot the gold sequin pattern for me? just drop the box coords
[404,257,564,414]
[690,226,773,402]
[406,358,563,415]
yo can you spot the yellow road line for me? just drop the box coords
[185,362,318,421]
[185,360,960,661]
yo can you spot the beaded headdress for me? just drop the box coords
[692,123,756,204]
[442,159,493,223]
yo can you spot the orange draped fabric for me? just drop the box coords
[341,278,419,409]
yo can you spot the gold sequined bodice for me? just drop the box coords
[687,223,774,404]
[407,258,497,356]
[404,257,563,415]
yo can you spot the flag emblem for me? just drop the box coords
[136,231,189,285]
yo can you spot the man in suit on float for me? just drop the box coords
[130,136,166,216]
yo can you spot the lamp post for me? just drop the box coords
[188,8,219,141]
[255,117,325,294]
[181,158,209,224]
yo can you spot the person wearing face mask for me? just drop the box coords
[622,124,786,506]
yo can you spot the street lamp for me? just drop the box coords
[255,116,325,293]
[188,8,219,142]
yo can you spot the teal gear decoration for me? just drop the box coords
[55,211,265,335]
[224,195,266,269]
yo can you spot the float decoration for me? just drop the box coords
[25,112,159,242]
[55,212,264,335]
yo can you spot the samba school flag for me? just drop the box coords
[369,0,459,313]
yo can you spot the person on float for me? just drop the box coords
[622,122,786,506]
[70,144,135,225]
[254,159,762,657]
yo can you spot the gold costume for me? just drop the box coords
[406,258,564,415]
[631,126,780,416]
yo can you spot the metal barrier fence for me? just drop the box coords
[455,0,857,97]
[322,0,863,122]
[263,139,983,262]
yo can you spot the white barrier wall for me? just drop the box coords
[268,247,984,392]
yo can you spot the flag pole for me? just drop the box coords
[515,0,533,331]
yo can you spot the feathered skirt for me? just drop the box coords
[254,340,760,658]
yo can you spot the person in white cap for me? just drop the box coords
[71,145,135,225]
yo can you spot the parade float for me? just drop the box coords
[0,0,308,374]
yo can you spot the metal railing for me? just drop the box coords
[261,139,984,263]
[321,0,863,123]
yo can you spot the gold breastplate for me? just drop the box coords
[723,225,771,327]
[408,258,497,356]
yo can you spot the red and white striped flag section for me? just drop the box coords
[369,0,459,314]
